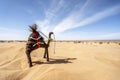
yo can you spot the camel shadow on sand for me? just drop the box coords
[32,58,77,65]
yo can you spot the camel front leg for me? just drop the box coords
[43,48,46,58]
[46,48,49,61]
[44,47,49,61]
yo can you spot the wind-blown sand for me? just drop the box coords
[0,41,120,80]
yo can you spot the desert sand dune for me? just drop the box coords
[0,41,120,80]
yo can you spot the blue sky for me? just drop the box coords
[0,0,120,40]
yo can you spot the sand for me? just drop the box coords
[0,41,120,80]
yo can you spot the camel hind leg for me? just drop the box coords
[26,50,33,67]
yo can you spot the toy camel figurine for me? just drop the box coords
[26,24,53,67]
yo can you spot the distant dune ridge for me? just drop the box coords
[0,41,120,80]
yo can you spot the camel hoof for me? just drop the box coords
[29,64,33,67]
[47,59,49,62]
